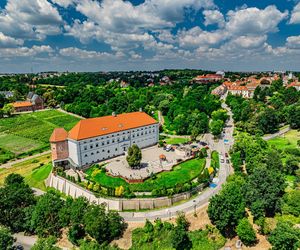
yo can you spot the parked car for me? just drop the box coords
[226,159,230,164]
[225,152,228,157]
[166,145,172,152]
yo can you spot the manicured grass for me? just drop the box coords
[164,137,190,145]
[211,151,220,170]
[0,153,52,191]
[86,158,206,192]
[25,164,52,191]
[268,129,300,151]
[0,110,81,164]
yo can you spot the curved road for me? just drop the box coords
[120,102,234,222]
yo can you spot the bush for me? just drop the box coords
[68,224,85,246]
[236,218,257,246]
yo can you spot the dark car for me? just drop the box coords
[225,152,228,158]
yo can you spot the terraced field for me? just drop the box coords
[0,110,81,164]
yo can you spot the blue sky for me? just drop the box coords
[0,0,300,73]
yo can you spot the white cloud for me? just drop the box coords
[0,45,54,58]
[203,10,225,27]
[286,35,300,49]
[0,0,63,40]
[0,32,24,47]
[290,2,300,24]
[178,27,226,48]
[226,6,288,35]
[59,47,114,60]
[51,0,74,8]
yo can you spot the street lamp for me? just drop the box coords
[193,200,197,217]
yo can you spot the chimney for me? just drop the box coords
[112,112,116,117]
[139,108,143,112]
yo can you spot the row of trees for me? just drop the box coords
[208,133,300,249]
[0,174,125,249]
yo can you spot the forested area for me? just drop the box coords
[0,71,222,136]
[0,173,125,250]
[35,76,221,136]
[208,132,300,249]
[226,79,300,134]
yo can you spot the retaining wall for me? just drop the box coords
[45,173,204,211]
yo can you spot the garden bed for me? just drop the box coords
[85,158,206,195]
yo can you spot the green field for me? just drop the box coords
[86,158,206,192]
[0,153,52,191]
[0,110,81,164]
[164,137,190,145]
[267,130,300,151]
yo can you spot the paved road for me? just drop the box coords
[0,150,51,169]
[263,126,291,141]
[120,101,235,222]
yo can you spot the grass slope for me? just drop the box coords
[86,158,206,192]
[0,153,52,191]
[0,110,81,163]
[267,130,299,151]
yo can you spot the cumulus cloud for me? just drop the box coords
[0,32,24,47]
[0,0,63,40]
[226,6,288,35]
[286,35,300,49]
[290,2,300,24]
[178,27,226,48]
[203,10,225,28]
[59,47,115,60]
[0,45,54,58]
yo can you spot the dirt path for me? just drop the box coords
[158,110,164,125]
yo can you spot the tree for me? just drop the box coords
[31,236,61,250]
[170,226,191,250]
[285,103,300,129]
[30,191,65,237]
[0,226,15,250]
[236,218,257,246]
[268,222,300,250]
[126,144,142,169]
[2,104,14,117]
[68,224,85,246]
[282,190,300,217]
[83,204,125,245]
[0,174,36,232]
[211,109,229,123]
[209,119,224,137]
[257,108,279,134]
[208,176,246,236]
[244,167,286,219]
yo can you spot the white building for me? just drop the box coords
[50,111,159,168]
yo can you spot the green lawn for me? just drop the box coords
[211,151,220,170]
[164,137,190,145]
[0,110,81,164]
[267,129,300,151]
[0,153,52,191]
[86,158,206,192]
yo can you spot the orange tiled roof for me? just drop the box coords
[12,101,33,108]
[228,86,248,91]
[68,111,158,141]
[288,82,300,87]
[50,128,68,143]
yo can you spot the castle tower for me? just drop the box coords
[50,128,69,166]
